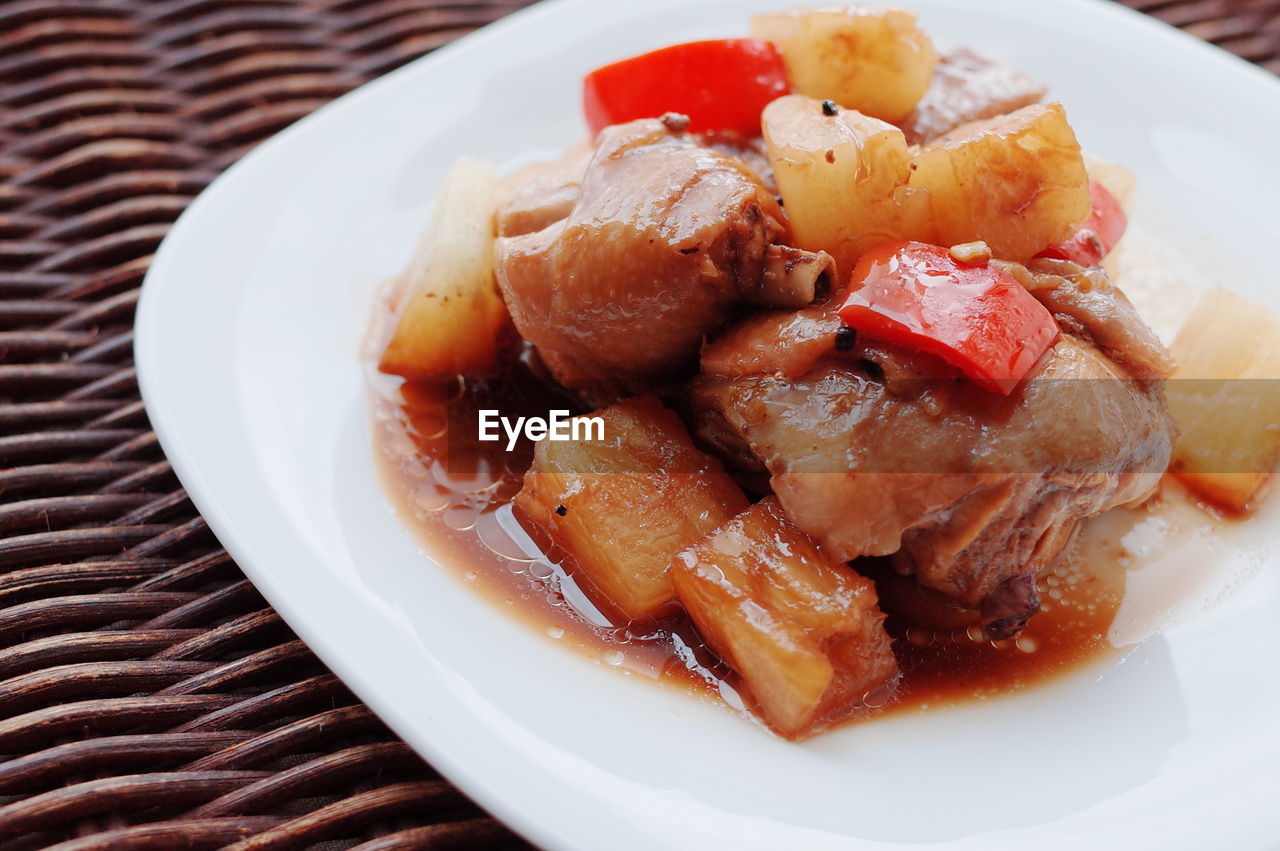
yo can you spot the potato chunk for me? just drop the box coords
[763,94,933,276]
[516,397,748,622]
[908,103,1091,262]
[671,497,898,739]
[751,6,936,123]
[379,157,510,379]
[1167,289,1280,512]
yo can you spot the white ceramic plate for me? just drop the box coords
[135,1,1280,848]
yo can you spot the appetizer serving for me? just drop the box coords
[369,5,1279,740]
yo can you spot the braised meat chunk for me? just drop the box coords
[899,47,1047,145]
[692,298,1176,638]
[1009,257,1176,380]
[697,131,777,194]
[496,141,593,238]
[494,116,832,399]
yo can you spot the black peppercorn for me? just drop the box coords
[834,326,856,351]
[555,504,567,516]
[821,99,839,116]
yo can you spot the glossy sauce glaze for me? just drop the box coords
[370,371,1141,729]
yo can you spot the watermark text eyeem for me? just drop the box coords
[478,409,605,451]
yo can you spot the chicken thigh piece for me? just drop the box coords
[692,276,1176,638]
[494,115,833,399]
[898,46,1047,145]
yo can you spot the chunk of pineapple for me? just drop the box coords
[516,397,748,622]
[671,497,898,739]
[908,103,1091,262]
[1167,289,1280,512]
[751,6,936,124]
[763,94,933,277]
[379,157,510,379]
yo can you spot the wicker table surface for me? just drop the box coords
[0,1,1276,848]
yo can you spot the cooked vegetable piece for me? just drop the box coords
[1038,179,1128,267]
[671,497,898,739]
[838,241,1059,394]
[1166,289,1280,512]
[908,103,1091,262]
[750,6,935,123]
[379,158,509,379]
[516,397,748,622]
[582,39,789,136]
[762,94,933,275]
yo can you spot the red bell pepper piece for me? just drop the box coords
[582,39,790,136]
[1038,179,1127,267]
[839,241,1059,395]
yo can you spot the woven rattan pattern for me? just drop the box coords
[0,0,1275,847]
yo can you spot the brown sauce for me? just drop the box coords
[370,372,1136,730]
[881,571,1117,715]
